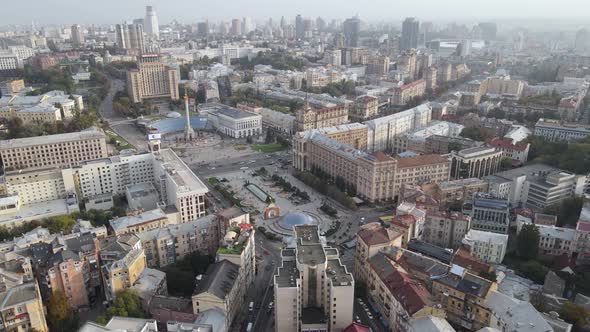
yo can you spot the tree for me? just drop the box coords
[559,302,590,331]
[500,157,513,170]
[459,127,493,141]
[97,290,145,325]
[544,197,584,227]
[47,291,72,331]
[43,215,76,234]
[517,224,540,260]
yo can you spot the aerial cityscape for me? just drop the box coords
[1,2,590,332]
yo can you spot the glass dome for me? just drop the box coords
[278,212,317,230]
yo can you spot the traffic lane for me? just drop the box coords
[355,297,387,332]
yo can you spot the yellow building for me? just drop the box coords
[100,234,147,302]
[127,54,180,103]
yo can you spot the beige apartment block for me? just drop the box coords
[295,103,349,132]
[351,95,379,122]
[393,154,450,196]
[47,251,90,309]
[0,281,49,332]
[422,211,471,250]
[0,128,108,171]
[354,223,403,284]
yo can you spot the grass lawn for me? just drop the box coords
[234,144,248,151]
[252,143,287,153]
[105,129,134,151]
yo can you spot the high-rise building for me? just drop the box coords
[343,16,361,47]
[231,19,241,36]
[295,14,304,39]
[274,224,354,332]
[115,22,145,52]
[71,24,84,46]
[401,17,420,50]
[127,54,179,103]
[144,5,159,40]
[242,17,253,35]
[197,21,209,37]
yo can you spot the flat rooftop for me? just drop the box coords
[295,225,326,266]
[275,259,300,288]
[110,208,167,232]
[0,127,105,150]
[203,103,260,119]
[156,148,208,195]
[0,198,75,228]
[457,146,499,158]
[326,259,353,287]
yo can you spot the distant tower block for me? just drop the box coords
[184,94,195,141]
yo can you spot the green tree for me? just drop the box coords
[459,127,493,141]
[43,215,76,234]
[517,224,540,260]
[500,157,513,170]
[559,302,590,331]
[544,197,584,227]
[47,291,72,331]
[97,290,146,325]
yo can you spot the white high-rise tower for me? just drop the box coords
[144,5,160,40]
[184,94,195,141]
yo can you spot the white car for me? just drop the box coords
[240,167,249,170]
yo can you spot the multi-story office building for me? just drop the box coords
[534,118,590,142]
[127,54,180,103]
[393,154,450,196]
[300,123,368,151]
[350,95,379,122]
[366,55,390,76]
[343,17,361,47]
[391,79,426,106]
[144,6,160,40]
[274,224,353,332]
[537,224,576,257]
[463,193,510,234]
[423,211,471,249]
[295,104,349,132]
[424,135,482,155]
[201,103,262,138]
[0,128,108,171]
[401,17,420,50]
[364,103,432,152]
[353,223,403,284]
[449,147,502,179]
[0,90,84,123]
[293,130,397,202]
[139,215,219,268]
[0,53,23,71]
[484,164,584,210]
[71,24,84,46]
[392,121,464,154]
[115,22,146,52]
[2,168,67,205]
[462,229,508,264]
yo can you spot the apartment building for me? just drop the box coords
[0,104,62,124]
[537,225,576,257]
[110,209,171,236]
[575,199,590,264]
[364,103,432,152]
[534,118,590,142]
[393,154,450,196]
[422,178,489,209]
[485,291,553,332]
[100,234,147,302]
[462,230,508,264]
[367,252,444,332]
[463,193,511,234]
[449,147,502,179]
[0,128,108,171]
[139,215,219,268]
[274,224,354,332]
[127,54,180,103]
[423,211,471,250]
[431,264,496,331]
[392,121,464,154]
[0,79,25,96]
[486,137,530,163]
[0,90,84,122]
[2,168,67,205]
[0,280,48,332]
[293,130,397,202]
[424,135,482,154]
[295,103,349,132]
[350,95,379,122]
[47,250,90,309]
[353,223,403,284]
[301,123,368,150]
[391,79,426,106]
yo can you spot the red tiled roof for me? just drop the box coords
[487,137,529,151]
[452,246,492,274]
[342,323,371,332]
[372,151,394,162]
[577,221,590,232]
[396,79,426,91]
[356,95,378,103]
[396,154,450,168]
[382,269,432,315]
[357,224,400,246]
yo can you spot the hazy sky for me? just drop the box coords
[2,0,590,25]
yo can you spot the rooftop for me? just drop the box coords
[155,148,208,195]
[463,230,509,244]
[295,225,326,266]
[326,258,353,286]
[396,154,450,168]
[110,209,168,233]
[275,259,300,288]
[537,225,575,241]
[0,127,105,150]
[202,102,260,119]
[484,291,553,332]
[194,260,239,299]
[364,103,432,128]
[456,146,500,158]
[357,223,401,246]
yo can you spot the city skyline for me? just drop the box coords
[2,0,590,26]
